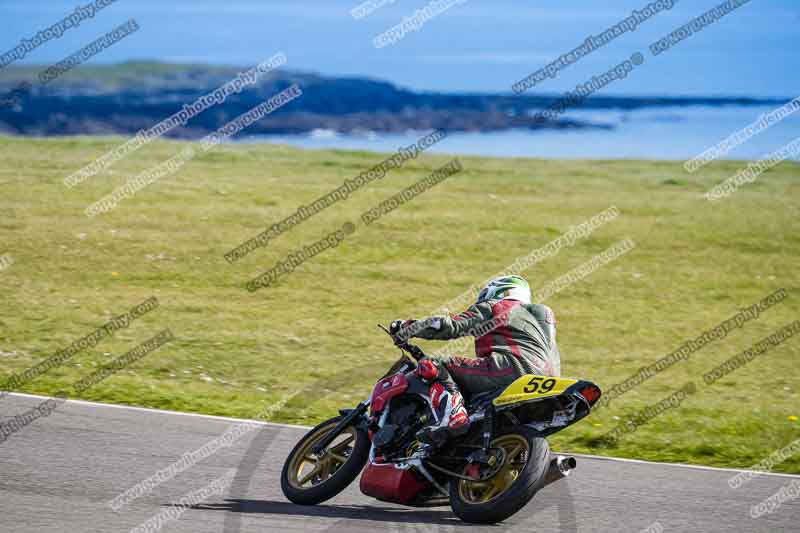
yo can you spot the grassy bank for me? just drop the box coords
[0,135,798,473]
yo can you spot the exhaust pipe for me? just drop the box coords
[542,455,577,487]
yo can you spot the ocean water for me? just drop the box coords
[242,104,800,161]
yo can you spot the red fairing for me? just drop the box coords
[360,462,429,504]
[370,373,409,415]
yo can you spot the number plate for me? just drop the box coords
[493,375,578,407]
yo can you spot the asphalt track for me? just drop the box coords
[1,393,799,533]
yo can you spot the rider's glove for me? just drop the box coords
[389,319,416,339]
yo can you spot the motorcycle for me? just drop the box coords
[280,325,601,524]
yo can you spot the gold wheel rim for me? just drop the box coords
[457,434,530,504]
[287,422,357,490]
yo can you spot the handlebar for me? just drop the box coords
[399,342,425,361]
[377,324,426,361]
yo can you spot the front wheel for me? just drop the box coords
[280,416,370,505]
[449,427,549,524]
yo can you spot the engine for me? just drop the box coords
[371,398,428,460]
[360,395,433,505]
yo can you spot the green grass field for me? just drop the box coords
[0,135,798,473]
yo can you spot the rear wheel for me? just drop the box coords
[449,427,549,523]
[281,416,370,505]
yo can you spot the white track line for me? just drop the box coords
[3,391,312,430]
[5,391,799,480]
[567,452,800,479]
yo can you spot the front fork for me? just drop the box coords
[310,400,369,455]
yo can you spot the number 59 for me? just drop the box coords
[524,377,556,394]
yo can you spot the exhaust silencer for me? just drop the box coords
[542,454,577,487]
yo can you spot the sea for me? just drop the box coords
[242,104,800,161]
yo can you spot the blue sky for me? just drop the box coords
[1,0,797,97]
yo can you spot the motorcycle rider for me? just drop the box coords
[390,275,560,448]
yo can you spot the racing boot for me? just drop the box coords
[414,359,470,449]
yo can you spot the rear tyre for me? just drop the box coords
[281,416,370,505]
[449,426,549,524]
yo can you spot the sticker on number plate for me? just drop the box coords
[493,375,578,406]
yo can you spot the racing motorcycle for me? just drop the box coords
[280,325,601,524]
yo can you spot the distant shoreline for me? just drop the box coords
[0,62,790,139]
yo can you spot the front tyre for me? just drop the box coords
[281,416,370,505]
[449,427,549,524]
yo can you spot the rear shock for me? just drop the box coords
[481,406,495,452]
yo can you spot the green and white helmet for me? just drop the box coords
[476,275,531,305]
